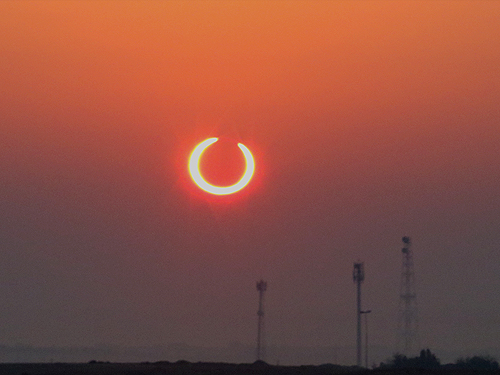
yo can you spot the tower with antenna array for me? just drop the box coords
[353,262,364,367]
[397,236,419,355]
[256,280,267,361]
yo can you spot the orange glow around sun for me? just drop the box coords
[188,138,255,195]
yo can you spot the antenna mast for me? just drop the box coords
[397,236,419,354]
[256,280,267,361]
[353,262,364,366]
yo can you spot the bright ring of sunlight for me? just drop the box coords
[189,138,255,195]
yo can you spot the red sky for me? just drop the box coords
[0,0,499,365]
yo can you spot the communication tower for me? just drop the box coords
[397,236,419,354]
[353,262,364,367]
[256,280,267,361]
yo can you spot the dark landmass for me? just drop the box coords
[1,361,500,375]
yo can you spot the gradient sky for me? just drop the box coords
[1,0,499,365]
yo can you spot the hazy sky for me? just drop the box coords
[0,0,499,365]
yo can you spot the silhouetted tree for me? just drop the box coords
[456,355,499,370]
[379,353,408,369]
[379,349,440,369]
[416,348,440,369]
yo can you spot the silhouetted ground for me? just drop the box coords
[0,361,499,375]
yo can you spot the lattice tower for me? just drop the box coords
[397,236,419,355]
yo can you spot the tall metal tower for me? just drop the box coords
[353,262,364,367]
[256,279,267,361]
[397,236,419,355]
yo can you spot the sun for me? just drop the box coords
[188,137,255,195]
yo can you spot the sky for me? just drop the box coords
[0,0,500,365]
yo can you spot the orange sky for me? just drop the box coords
[0,0,499,365]
[3,1,499,123]
[2,1,499,182]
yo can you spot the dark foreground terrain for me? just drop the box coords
[1,361,500,375]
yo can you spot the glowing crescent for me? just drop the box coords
[189,137,255,195]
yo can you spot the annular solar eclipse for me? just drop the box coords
[188,137,255,195]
